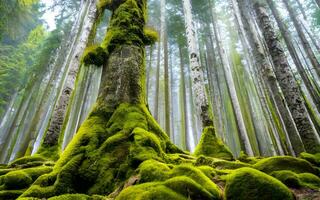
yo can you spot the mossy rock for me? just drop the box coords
[299,152,320,167]
[254,156,319,175]
[48,194,107,200]
[298,173,320,189]
[138,160,221,195]
[270,170,302,188]
[194,127,234,161]
[224,167,294,200]
[117,175,221,200]
[2,171,32,190]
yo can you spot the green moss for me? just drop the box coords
[254,156,319,175]
[224,167,294,200]
[139,160,170,183]
[194,127,234,161]
[2,171,32,189]
[195,156,251,170]
[165,153,195,165]
[270,170,302,188]
[298,173,320,189]
[8,155,48,168]
[143,28,158,46]
[238,151,260,164]
[82,45,108,66]
[197,166,217,179]
[0,189,24,200]
[116,182,186,200]
[48,194,107,200]
[299,152,320,166]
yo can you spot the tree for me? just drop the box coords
[253,0,320,153]
[182,0,214,129]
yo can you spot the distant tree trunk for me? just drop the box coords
[282,0,320,78]
[154,41,161,121]
[146,45,153,97]
[254,1,320,153]
[182,0,213,128]
[315,0,320,8]
[267,0,320,113]
[40,0,99,150]
[210,0,254,156]
[161,0,170,136]
[178,44,188,150]
[296,0,308,20]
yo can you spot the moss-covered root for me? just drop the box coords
[117,161,222,200]
[0,155,54,200]
[224,167,294,200]
[194,126,234,161]
[270,170,320,189]
[19,104,181,199]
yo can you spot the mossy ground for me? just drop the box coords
[0,104,319,199]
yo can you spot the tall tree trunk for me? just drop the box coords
[282,0,320,78]
[39,0,100,151]
[178,44,188,150]
[146,45,153,97]
[210,0,254,156]
[154,41,161,121]
[253,1,320,153]
[267,0,320,113]
[237,0,304,155]
[161,0,170,136]
[182,0,213,128]
[296,0,308,20]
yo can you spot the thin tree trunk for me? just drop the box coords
[182,0,213,128]
[210,0,254,156]
[282,0,320,78]
[267,0,320,113]
[154,41,161,121]
[254,1,320,153]
[161,0,170,136]
[179,44,188,150]
[296,0,308,20]
[40,0,99,149]
[146,45,153,97]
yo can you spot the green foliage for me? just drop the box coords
[224,167,294,200]
[194,126,234,160]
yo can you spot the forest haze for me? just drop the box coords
[0,0,320,199]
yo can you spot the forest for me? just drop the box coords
[0,0,320,199]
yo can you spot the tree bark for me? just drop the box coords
[210,0,254,156]
[41,0,99,148]
[161,0,170,136]
[182,0,213,128]
[238,0,305,155]
[253,1,320,153]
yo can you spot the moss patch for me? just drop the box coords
[194,127,234,161]
[82,45,108,66]
[254,156,319,175]
[225,167,294,200]
[195,156,251,170]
